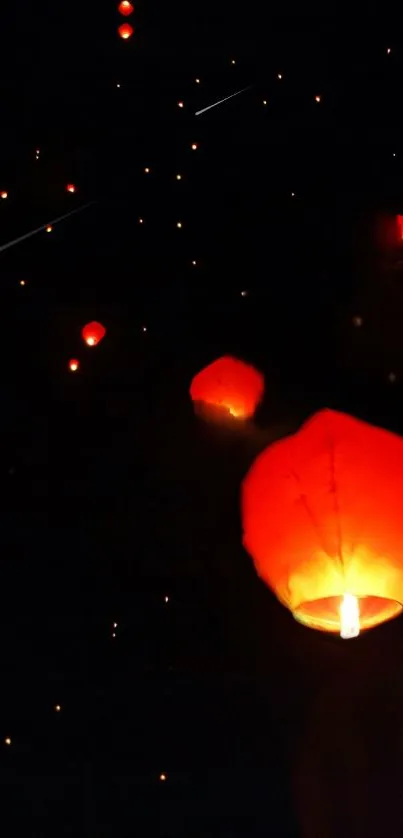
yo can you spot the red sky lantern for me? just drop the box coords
[118,0,134,14]
[68,359,80,372]
[242,409,403,638]
[82,321,106,347]
[118,23,134,39]
[66,184,76,193]
[397,215,403,241]
[190,356,264,420]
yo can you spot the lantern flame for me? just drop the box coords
[340,593,360,640]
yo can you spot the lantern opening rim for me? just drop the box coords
[293,594,402,634]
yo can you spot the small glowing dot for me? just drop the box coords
[176,221,182,228]
[144,167,150,173]
[139,218,144,224]
[277,73,283,80]
[1,191,8,199]
[160,774,167,781]
[4,738,11,746]
[86,337,95,346]
[36,149,40,154]
[393,152,397,157]
[191,260,197,266]
[176,174,182,180]
[54,705,61,712]
[291,192,296,197]
[387,47,392,54]
[112,632,116,638]
[113,622,118,628]
[117,83,121,88]
[69,361,79,372]
[191,143,198,150]
[241,290,248,297]
[178,101,184,108]
[231,59,236,65]
[164,596,169,603]
[66,184,76,193]
[19,280,26,286]
[315,95,321,103]
[46,225,53,233]
[263,100,267,105]
[195,78,200,84]
[388,372,397,383]
[352,315,363,328]
[35,155,39,160]
[142,326,147,332]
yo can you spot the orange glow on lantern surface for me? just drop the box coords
[82,322,106,347]
[190,356,264,421]
[242,409,403,637]
[397,215,403,240]
[118,0,134,14]
[68,359,80,372]
[66,184,76,193]
[118,23,134,39]
[46,225,53,233]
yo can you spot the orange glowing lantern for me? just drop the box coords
[242,409,403,638]
[118,23,134,39]
[1,191,8,199]
[68,359,80,372]
[82,322,106,347]
[190,356,264,421]
[66,184,76,193]
[118,0,134,14]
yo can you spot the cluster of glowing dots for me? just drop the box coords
[112,621,118,639]
[35,148,40,160]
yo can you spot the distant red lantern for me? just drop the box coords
[397,215,403,241]
[82,321,106,347]
[118,0,134,14]
[66,184,76,193]
[190,356,264,420]
[68,359,80,372]
[118,23,134,39]
[242,409,403,638]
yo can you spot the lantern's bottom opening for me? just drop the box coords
[293,595,403,633]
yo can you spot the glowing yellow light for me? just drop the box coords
[178,101,184,108]
[164,596,169,603]
[263,100,267,105]
[54,705,61,712]
[139,218,143,224]
[160,774,167,781]
[176,222,182,228]
[1,191,8,199]
[315,95,321,103]
[191,260,197,265]
[113,622,118,628]
[195,78,200,84]
[191,143,198,150]
[231,59,236,65]
[112,632,116,638]
[36,149,40,154]
[4,738,11,746]
[277,73,282,80]
[20,280,26,286]
[340,593,360,640]
[69,360,79,372]
[86,337,95,346]
[176,174,182,180]
[144,167,150,173]
[46,225,53,233]
[387,47,392,54]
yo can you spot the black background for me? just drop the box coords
[1,2,403,836]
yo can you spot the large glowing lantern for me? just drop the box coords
[82,321,106,347]
[242,409,403,638]
[118,0,134,14]
[118,23,134,39]
[190,356,264,420]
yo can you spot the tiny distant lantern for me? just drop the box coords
[82,321,106,347]
[190,356,264,421]
[315,95,322,103]
[66,184,76,193]
[118,23,134,39]
[118,0,134,14]
[242,409,403,638]
[1,191,8,199]
[46,225,53,233]
[191,143,198,150]
[68,359,80,372]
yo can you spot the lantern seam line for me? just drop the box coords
[324,413,345,581]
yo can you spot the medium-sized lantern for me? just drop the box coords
[82,321,106,347]
[118,0,134,14]
[190,356,264,421]
[66,184,76,193]
[118,23,134,39]
[242,409,403,639]
[68,359,80,372]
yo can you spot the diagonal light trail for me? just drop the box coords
[195,86,252,116]
[0,201,96,254]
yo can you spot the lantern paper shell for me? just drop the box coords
[118,23,134,39]
[190,356,264,420]
[118,0,134,14]
[82,322,106,347]
[68,359,80,372]
[66,184,76,193]
[241,409,403,634]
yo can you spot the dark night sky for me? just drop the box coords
[1,3,403,836]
